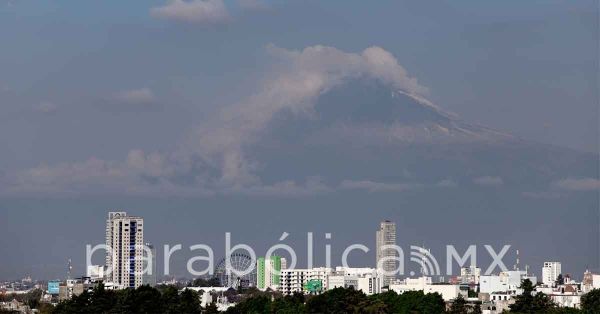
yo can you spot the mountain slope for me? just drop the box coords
[251,80,597,188]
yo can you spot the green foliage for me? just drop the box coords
[472,303,482,314]
[556,274,564,286]
[509,279,558,313]
[221,287,445,314]
[373,290,445,314]
[467,289,478,298]
[548,307,583,314]
[305,287,372,313]
[270,292,305,313]
[581,289,600,314]
[44,283,595,314]
[52,283,202,314]
[448,294,467,314]
[190,277,221,288]
[24,288,43,309]
[225,294,270,314]
[203,302,220,314]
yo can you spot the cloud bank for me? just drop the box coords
[340,180,422,193]
[112,88,156,105]
[151,0,230,24]
[185,44,428,186]
[1,44,438,197]
[553,177,600,191]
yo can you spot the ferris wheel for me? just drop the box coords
[214,253,256,288]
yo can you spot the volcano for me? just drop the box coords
[249,79,596,188]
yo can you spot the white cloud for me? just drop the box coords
[2,158,129,196]
[553,177,600,191]
[151,0,230,24]
[436,179,458,188]
[185,44,428,185]
[473,176,503,186]
[34,102,58,114]
[113,88,155,105]
[3,44,431,197]
[222,177,331,197]
[339,180,422,192]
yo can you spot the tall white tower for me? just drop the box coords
[376,220,397,286]
[542,261,562,286]
[105,211,144,288]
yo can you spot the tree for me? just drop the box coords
[37,302,54,314]
[225,294,270,314]
[467,289,478,298]
[191,277,221,287]
[510,279,556,313]
[203,301,220,314]
[556,274,564,286]
[472,302,482,314]
[178,289,201,314]
[305,287,370,313]
[88,283,117,313]
[161,286,182,314]
[448,294,467,314]
[581,289,600,314]
[270,292,306,313]
[368,289,445,314]
[23,288,43,309]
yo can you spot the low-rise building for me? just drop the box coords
[280,267,332,295]
[279,267,383,296]
[389,276,460,301]
[460,266,481,285]
[480,270,536,295]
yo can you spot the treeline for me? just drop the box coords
[226,282,600,314]
[226,288,447,314]
[508,279,599,314]
[51,284,209,314]
[18,280,600,314]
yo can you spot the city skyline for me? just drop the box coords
[11,213,586,285]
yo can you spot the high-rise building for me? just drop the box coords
[542,262,562,286]
[257,256,286,290]
[105,211,144,288]
[376,220,397,286]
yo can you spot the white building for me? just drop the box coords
[105,211,144,288]
[389,276,460,301]
[542,262,561,286]
[376,220,397,287]
[480,270,537,295]
[86,265,105,281]
[280,267,332,295]
[328,267,382,295]
[279,267,382,296]
[460,266,481,284]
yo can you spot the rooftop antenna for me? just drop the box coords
[67,258,72,280]
[514,249,520,271]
